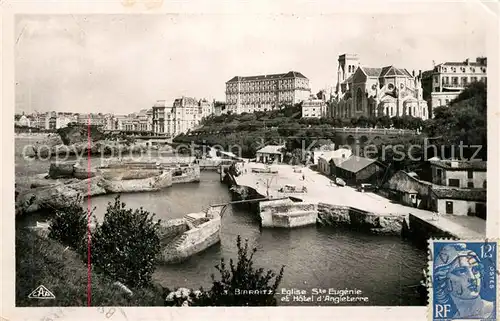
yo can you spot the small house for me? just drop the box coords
[331,155,381,185]
[403,189,419,208]
[430,159,487,189]
[256,145,285,163]
[429,186,487,218]
[317,148,352,176]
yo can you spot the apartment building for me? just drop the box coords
[152,97,214,136]
[302,98,328,118]
[422,57,487,110]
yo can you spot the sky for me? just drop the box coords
[14,2,490,114]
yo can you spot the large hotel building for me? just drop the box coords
[225,71,311,114]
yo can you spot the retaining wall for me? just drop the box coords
[160,216,221,263]
[317,203,404,235]
[259,199,317,228]
[407,214,457,249]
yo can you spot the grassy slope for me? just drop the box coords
[16,228,165,307]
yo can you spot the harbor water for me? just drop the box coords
[16,137,428,306]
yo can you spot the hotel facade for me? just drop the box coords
[422,57,487,110]
[152,97,214,136]
[225,71,311,114]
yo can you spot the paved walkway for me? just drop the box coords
[235,162,486,238]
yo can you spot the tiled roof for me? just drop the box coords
[319,149,352,162]
[256,145,285,154]
[431,187,486,202]
[174,97,199,107]
[360,67,383,77]
[359,66,413,78]
[380,66,412,77]
[430,160,487,171]
[335,156,377,173]
[227,71,308,83]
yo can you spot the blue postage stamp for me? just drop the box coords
[429,240,498,321]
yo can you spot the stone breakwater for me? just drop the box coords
[15,162,201,216]
[316,203,405,236]
[223,170,404,235]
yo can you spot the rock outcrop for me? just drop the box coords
[49,161,77,179]
[16,176,106,215]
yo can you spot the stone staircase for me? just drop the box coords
[171,234,188,248]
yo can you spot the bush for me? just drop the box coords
[192,235,285,306]
[90,196,162,288]
[48,194,91,253]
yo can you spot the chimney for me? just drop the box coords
[412,70,415,77]
[418,70,422,78]
[465,58,470,65]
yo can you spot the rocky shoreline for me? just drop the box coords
[15,160,201,216]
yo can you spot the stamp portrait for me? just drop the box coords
[429,240,498,321]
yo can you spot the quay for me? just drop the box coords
[225,162,485,240]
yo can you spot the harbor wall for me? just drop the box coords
[317,203,404,235]
[406,214,458,249]
[171,164,201,184]
[259,199,317,228]
[160,216,221,264]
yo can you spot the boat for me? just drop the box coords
[158,205,228,264]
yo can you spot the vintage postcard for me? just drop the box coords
[1,0,499,321]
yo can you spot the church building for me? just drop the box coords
[332,54,429,120]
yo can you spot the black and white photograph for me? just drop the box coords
[4,0,498,316]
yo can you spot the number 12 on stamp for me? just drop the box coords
[429,240,498,321]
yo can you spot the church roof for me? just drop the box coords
[358,66,412,78]
[360,67,383,77]
[380,66,412,77]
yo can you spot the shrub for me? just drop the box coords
[90,196,162,288]
[192,235,285,306]
[48,194,91,253]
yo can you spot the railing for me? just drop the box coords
[332,128,416,135]
[441,83,465,89]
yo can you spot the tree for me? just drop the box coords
[192,235,285,306]
[48,194,92,253]
[90,196,162,287]
[423,81,486,160]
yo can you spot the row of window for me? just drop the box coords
[440,66,486,73]
[226,86,306,93]
[438,76,486,85]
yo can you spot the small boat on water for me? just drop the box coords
[158,205,228,264]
